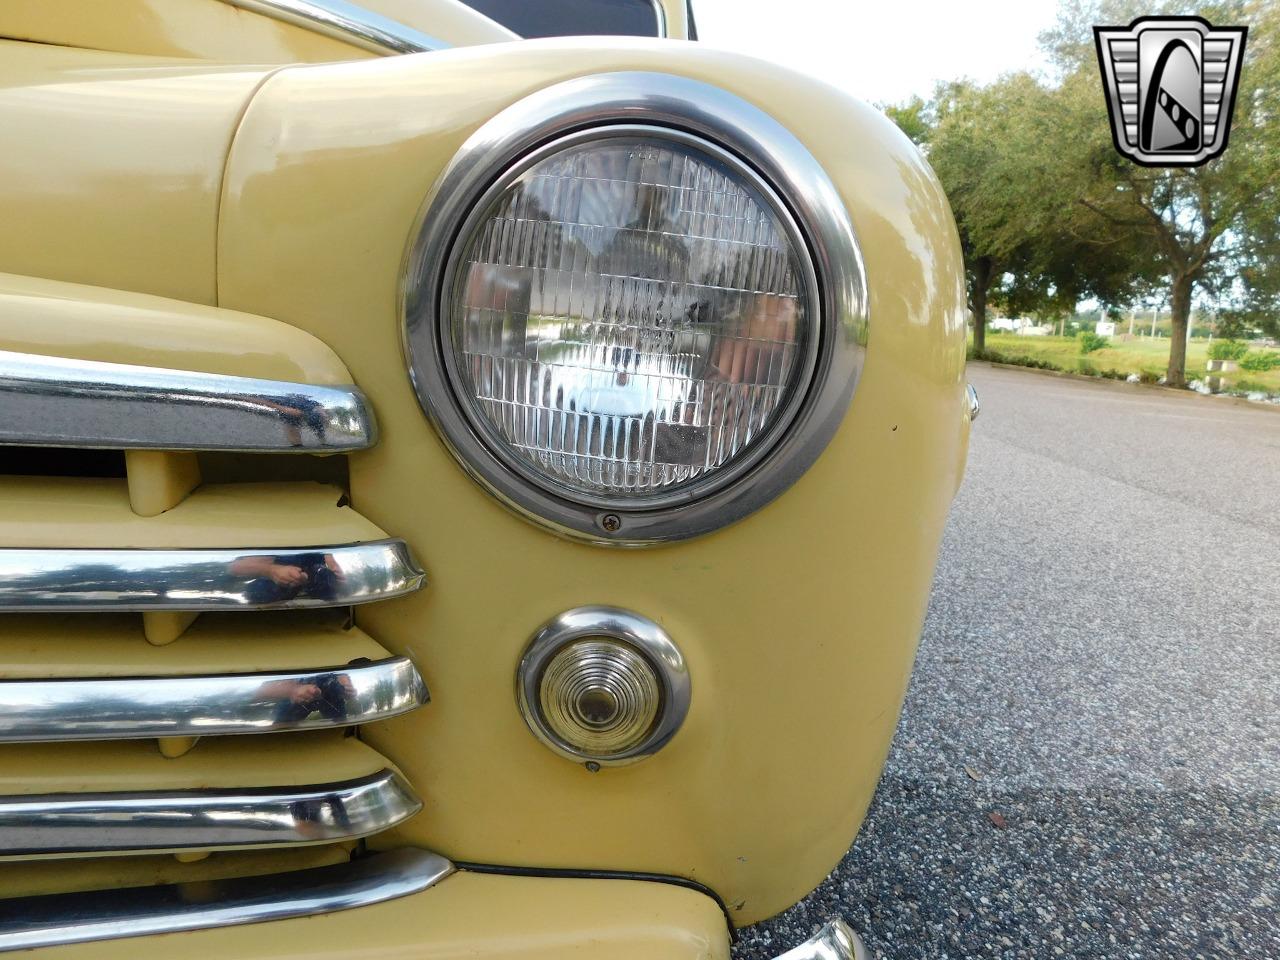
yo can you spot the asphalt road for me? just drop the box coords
[734,364,1280,960]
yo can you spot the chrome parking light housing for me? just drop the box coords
[516,606,690,766]
[402,72,867,544]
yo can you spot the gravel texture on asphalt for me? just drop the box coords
[734,364,1280,960]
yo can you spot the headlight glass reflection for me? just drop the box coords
[447,133,814,501]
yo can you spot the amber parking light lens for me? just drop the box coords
[445,133,815,502]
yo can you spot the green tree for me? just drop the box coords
[1041,0,1280,384]
[1230,0,1280,338]
[881,95,933,147]
[888,77,1053,352]
[888,75,1153,351]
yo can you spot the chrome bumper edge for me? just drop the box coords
[773,919,869,960]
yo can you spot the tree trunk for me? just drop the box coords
[971,257,992,354]
[1167,274,1194,386]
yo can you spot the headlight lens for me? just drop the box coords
[444,132,816,502]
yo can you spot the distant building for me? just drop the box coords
[989,316,1057,335]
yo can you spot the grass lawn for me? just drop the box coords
[974,333,1280,396]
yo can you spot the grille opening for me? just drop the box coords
[199,452,349,490]
[0,447,126,479]
[0,845,358,901]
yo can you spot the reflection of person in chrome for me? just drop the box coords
[229,552,345,604]
[247,393,331,447]
[707,293,800,387]
[259,673,356,724]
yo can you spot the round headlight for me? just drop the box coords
[404,74,867,544]
[446,132,815,502]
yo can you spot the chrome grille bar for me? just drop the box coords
[0,349,376,452]
[0,657,427,741]
[0,847,453,952]
[0,769,421,855]
[0,539,425,610]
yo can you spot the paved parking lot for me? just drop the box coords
[735,364,1280,960]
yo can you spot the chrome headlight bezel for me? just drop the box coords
[434,124,823,514]
[402,72,867,545]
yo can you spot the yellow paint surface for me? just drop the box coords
[218,40,967,924]
[0,0,372,62]
[126,450,202,517]
[0,478,382,549]
[0,30,966,935]
[0,610,389,677]
[0,42,273,304]
[0,272,357,384]
[0,731,388,798]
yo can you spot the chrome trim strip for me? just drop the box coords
[402,73,867,545]
[967,382,981,422]
[0,847,453,952]
[0,539,425,611]
[517,606,690,767]
[0,350,376,453]
[0,769,421,856]
[773,920,869,960]
[220,0,449,54]
[0,657,427,742]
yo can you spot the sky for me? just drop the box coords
[692,0,1064,107]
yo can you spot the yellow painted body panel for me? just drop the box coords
[215,39,967,924]
[0,0,513,61]
[125,450,203,516]
[0,732,383,794]
[31,870,730,960]
[0,272,355,383]
[0,23,965,948]
[0,478,381,548]
[0,0,368,62]
[0,42,269,305]
[0,610,389,677]
[142,609,201,646]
